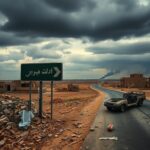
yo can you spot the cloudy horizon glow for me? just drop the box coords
[0,0,150,80]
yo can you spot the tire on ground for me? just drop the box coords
[137,99,143,107]
[120,104,126,112]
[107,107,112,111]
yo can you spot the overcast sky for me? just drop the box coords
[0,0,150,80]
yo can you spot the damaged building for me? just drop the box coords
[120,74,149,88]
[0,81,16,92]
[0,80,38,92]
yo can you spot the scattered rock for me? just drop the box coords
[62,137,69,141]
[73,122,83,128]
[0,139,5,147]
[59,129,64,133]
[90,128,95,131]
[20,131,29,137]
[80,112,84,116]
[71,134,77,138]
[54,135,58,138]
[6,125,11,130]
[3,108,10,114]
[48,134,53,137]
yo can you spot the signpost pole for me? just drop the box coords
[51,81,53,120]
[29,81,32,110]
[39,81,43,118]
[21,63,63,119]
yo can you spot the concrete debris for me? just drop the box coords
[0,139,5,147]
[61,136,76,143]
[0,94,65,150]
[54,135,59,138]
[73,122,83,128]
[99,136,118,141]
[48,134,53,137]
[20,131,29,137]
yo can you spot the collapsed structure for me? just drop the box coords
[120,74,150,88]
[101,74,150,89]
[0,80,38,92]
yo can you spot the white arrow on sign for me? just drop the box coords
[54,67,61,77]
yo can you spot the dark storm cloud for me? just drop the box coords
[26,47,61,59]
[0,31,41,47]
[27,50,61,59]
[71,54,150,76]
[43,41,70,50]
[0,0,150,44]
[42,43,58,49]
[87,42,150,55]
[44,0,96,12]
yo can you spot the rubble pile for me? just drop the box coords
[0,94,30,123]
[0,94,65,150]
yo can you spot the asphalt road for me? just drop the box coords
[82,85,150,150]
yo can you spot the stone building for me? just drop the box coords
[0,81,16,92]
[120,74,147,88]
[146,78,150,88]
[0,80,38,92]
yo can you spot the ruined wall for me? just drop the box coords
[120,74,147,88]
[0,81,38,92]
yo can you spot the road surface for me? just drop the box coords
[82,85,150,150]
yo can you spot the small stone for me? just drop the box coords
[77,124,83,128]
[6,125,11,130]
[59,129,64,133]
[71,134,77,137]
[21,106,26,110]
[3,108,10,114]
[20,131,29,137]
[19,140,24,145]
[62,137,68,141]
[42,120,46,124]
[0,140,5,147]
[48,134,53,137]
[68,138,74,142]
[36,139,41,142]
[90,128,95,131]
[80,112,84,116]
[54,135,58,138]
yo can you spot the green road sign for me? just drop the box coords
[21,63,63,81]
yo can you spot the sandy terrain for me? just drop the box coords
[1,83,105,150]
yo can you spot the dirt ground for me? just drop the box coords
[2,83,105,150]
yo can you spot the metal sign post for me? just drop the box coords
[39,81,43,118]
[29,81,32,110]
[21,63,63,119]
[51,81,53,120]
